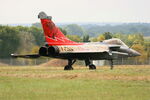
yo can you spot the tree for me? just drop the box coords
[66,35,82,42]
[97,34,105,41]
[103,32,112,39]
[91,37,98,42]
[0,26,20,58]
[127,34,144,47]
[64,24,86,36]
[83,34,90,42]
[29,26,44,46]
[59,27,67,35]
[15,26,30,32]
[144,41,150,58]
[17,31,36,54]
[90,34,105,42]
[32,22,42,28]
[131,44,147,63]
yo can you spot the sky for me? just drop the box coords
[0,0,150,24]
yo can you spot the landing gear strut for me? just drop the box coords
[64,59,76,70]
[85,59,96,70]
[110,59,114,70]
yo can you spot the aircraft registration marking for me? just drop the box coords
[58,44,109,53]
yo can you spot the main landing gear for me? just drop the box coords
[64,59,97,70]
[89,64,96,70]
[64,59,76,70]
[85,59,96,70]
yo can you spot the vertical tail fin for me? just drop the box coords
[38,12,79,46]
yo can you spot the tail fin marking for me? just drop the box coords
[38,12,82,46]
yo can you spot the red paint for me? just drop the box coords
[40,19,84,46]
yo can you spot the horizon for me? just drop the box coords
[2,21,150,27]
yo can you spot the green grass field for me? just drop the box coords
[0,65,150,100]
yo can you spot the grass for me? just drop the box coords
[0,65,150,100]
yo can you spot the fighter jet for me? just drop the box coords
[11,12,141,70]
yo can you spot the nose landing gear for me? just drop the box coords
[110,59,114,70]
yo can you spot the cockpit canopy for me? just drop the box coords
[103,38,128,47]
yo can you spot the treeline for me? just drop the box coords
[33,23,150,37]
[0,25,44,58]
[82,23,150,37]
[0,24,150,64]
[0,25,85,58]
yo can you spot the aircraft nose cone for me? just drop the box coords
[131,49,141,56]
[134,51,141,56]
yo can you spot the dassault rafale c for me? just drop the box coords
[11,12,141,70]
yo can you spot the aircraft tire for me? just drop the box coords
[64,65,74,70]
[89,64,96,70]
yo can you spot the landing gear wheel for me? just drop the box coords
[89,64,96,70]
[64,59,76,70]
[64,65,73,70]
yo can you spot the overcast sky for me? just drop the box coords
[0,0,150,24]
